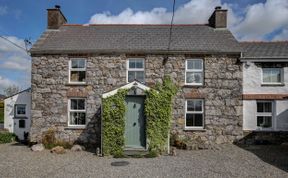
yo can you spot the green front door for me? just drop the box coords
[125,96,146,149]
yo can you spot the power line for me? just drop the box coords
[0,35,29,54]
[167,0,176,51]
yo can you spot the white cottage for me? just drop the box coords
[241,42,288,132]
[4,88,31,140]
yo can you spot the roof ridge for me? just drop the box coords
[63,24,209,27]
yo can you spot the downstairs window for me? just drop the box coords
[256,101,273,128]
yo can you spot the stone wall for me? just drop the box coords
[31,54,243,149]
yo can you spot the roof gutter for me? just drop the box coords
[240,57,288,62]
[30,49,241,56]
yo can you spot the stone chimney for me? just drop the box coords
[47,5,67,29]
[208,6,227,28]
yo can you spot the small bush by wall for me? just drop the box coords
[0,132,16,144]
[42,128,72,149]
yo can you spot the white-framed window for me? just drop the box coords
[15,104,26,117]
[69,58,86,84]
[127,58,145,83]
[68,98,86,127]
[185,59,204,85]
[256,101,273,128]
[185,99,204,129]
[262,68,283,84]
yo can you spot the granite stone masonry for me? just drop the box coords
[30,54,243,149]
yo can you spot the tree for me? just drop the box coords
[3,85,20,97]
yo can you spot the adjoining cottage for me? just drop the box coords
[29,6,288,152]
[241,42,288,143]
[4,88,31,140]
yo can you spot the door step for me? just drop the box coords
[124,149,148,156]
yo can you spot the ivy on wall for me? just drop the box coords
[102,76,177,156]
[102,89,128,156]
[145,76,178,153]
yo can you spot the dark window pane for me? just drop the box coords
[77,99,85,110]
[19,120,25,128]
[16,105,26,116]
[78,60,85,68]
[71,100,77,110]
[136,71,144,83]
[257,102,272,113]
[135,60,143,68]
[194,114,203,126]
[70,71,86,82]
[186,114,194,127]
[187,100,202,112]
[70,112,86,125]
[128,71,135,82]
[195,100,202,111]
[257,103,264,112]
[264,102,272,112]
[257,116,272,127]
[187,100,194,111]
[71,59,85,69]
[186,114,203,127]
[129,60,136,68]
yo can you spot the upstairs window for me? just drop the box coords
[262,68,283,84]
[185,99,204,129]
[127,58,145,83]
[15,104,26,117]
[185,59,203,85]
[256,101,273,128]
[69,58,86,84]
[68,99,86,126]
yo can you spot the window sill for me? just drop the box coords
[13,116,28,119]
[183,84,204,88]
[184,128,206,132]
[64,126,86,130]
[261,83,285,87]
[65,83,88,86]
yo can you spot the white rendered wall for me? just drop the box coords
[4,91,31,140]
[243,100,288,131]
[243,62,288,94]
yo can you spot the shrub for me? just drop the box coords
[0,132,16,144]
[144,150,159,158]
[42,128,72,149]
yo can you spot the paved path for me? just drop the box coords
[0,143,287,178]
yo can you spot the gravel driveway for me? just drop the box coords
[0,143,287,178]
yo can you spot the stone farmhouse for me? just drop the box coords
[29,6,288,151]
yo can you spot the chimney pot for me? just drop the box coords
[47,5,67,29]
[215,6,221,10]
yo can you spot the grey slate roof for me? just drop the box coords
[30,24,241,54]
[241,41,288,58]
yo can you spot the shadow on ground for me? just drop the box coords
[235,131,288,172]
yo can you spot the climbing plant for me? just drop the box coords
[145,76,178,153]
[102,89,128,156]
[102,76,177,156]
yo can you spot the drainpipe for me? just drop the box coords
[100,98,103,156]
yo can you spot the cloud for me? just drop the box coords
[88,0,288,41]
[273,27,288,40]
[0,36,31,92]
[0,6,7,16]
[233,0,288,40]
[0,75,16,92]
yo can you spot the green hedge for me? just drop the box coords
[0,132,16,144]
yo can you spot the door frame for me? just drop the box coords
[124,95,147,151]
